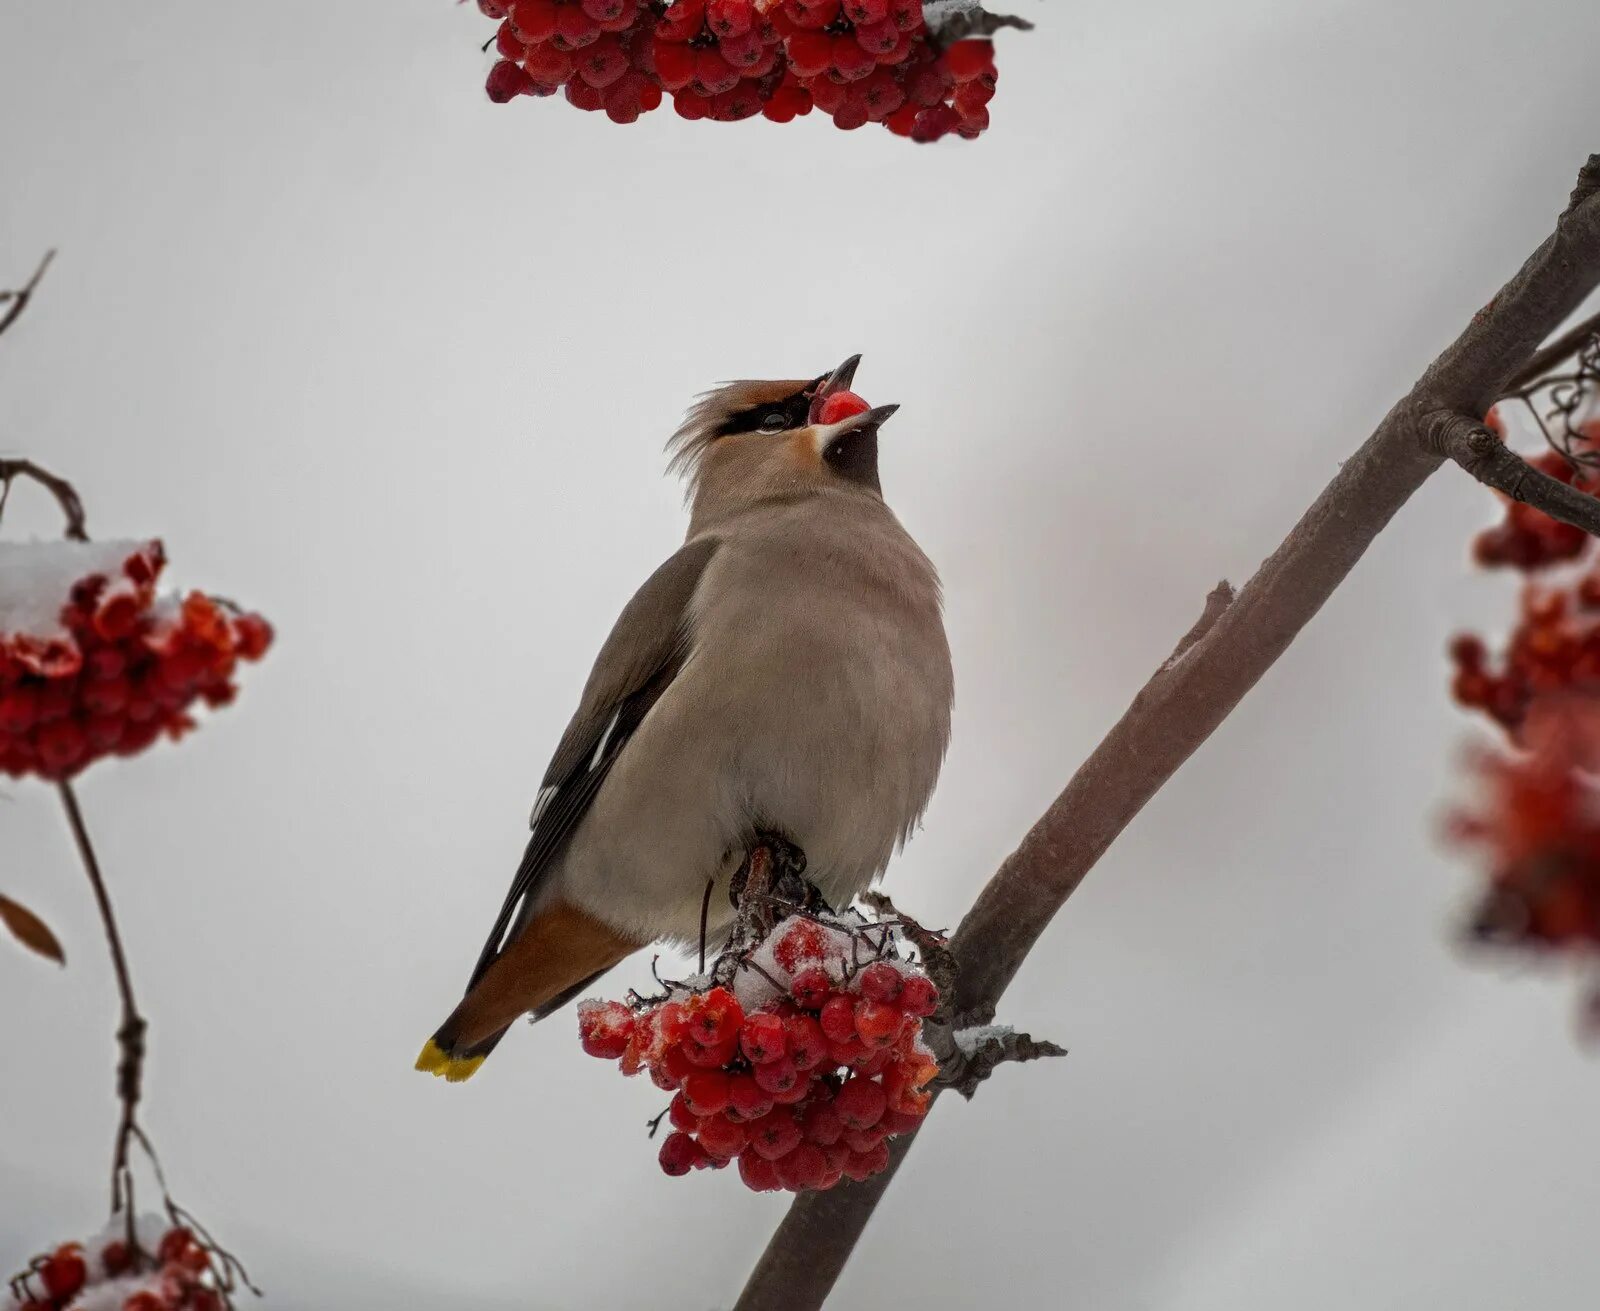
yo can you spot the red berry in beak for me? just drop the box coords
[814,389,871,426]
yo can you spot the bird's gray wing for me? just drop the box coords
[465,535,720,989]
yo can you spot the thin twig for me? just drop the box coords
[0,249,56,340]
[1425,411,1600,536]
[1505,307,1600,395]
[58,780,146,1254]
[0,458,88,539]
[731,153,1600,1311]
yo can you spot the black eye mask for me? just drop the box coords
[713,379,824,438]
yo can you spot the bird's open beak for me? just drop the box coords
[807,354,863,425]
[812,403,900,456]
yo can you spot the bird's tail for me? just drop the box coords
[415,901,639,1083]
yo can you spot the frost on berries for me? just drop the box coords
[474,0,1006,139]
[7,1215,230,1311]
[0,541,272,780]
[577,907,941,1193]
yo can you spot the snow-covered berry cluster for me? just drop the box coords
[477,0,1001,139]
[578,911,941,1191]
[8,1218,229,1311]
[0,540,271,780]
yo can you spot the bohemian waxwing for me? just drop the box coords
[417,356,953,1080]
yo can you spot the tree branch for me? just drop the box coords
[58,780,147,1253]
[0,250,56,341]
[732,153,1600,1311]
[1424,411,1600,535]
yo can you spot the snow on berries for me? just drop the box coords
[0,540,272,780]
[7,1216,232,1311]
[474,0,1011,138]
[577,908,941,1192]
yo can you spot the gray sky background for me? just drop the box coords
[3,1,1600,1307]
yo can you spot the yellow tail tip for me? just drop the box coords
[414,1039,485,1083]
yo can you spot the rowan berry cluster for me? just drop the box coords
[0,540,272,780]
[8,1219,228,1311]
[1447,387,1600,1020]
[578,912,942,1191]
[1449,723,1600,953]
[476,0,1002,138]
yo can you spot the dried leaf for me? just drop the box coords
[0,894,65,965]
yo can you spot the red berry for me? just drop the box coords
[512,0,560,39]
[578,1000,635,1059]
[123,1294,166,1311]
[727,1072,775,1120]
[826,1033,868,1066]
[581,0,628,19]
[858,961,903,1003]
[747,1108,804,1160]
[653,38,698,87]
[739,1150,782,1191]
[158,1228,195,1263]
[819,993,858,1042]
[718,28,768,68]
[816,390,872,425]
[740,1011,789,1063]
[693,48,741,94]
[658,1040,696,1086]
[785,1013,828,1069]
[554,4,602,47]
[854,1047,892,1077]
[657,0,706,38]
[889,0,922,30]
[789,966,832,1009]
[576,35,630,87]
[854,18,899,53]
[775,1142,829,1191]
[783,0,840,28]
[753,1057,802,1095]
[682,1035,739,1068]
[102,1240,133,1276]
[659,1130,704,1176]
[787,31,834,77]
[829,37,875,80]
[943,38,994,81]
[673,88,713,118]
[898,973,939,1017]
[706,0,754,36]
[686,987,744,1045]
[953,77,994,112]
[835,1075,887,1130]
[683,1069,734,1115]
[524,41,575,82]
[854,998,902,1047]
[772,919,834,973]
[669,1091,699,1131]
[801,1098,845,1146]
[41,1248,87,1299]
[697,1111,749,1159]
[841,1122,887,1154]
[496,20,529,59]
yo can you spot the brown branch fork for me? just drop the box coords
[734,153,1600,1310]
